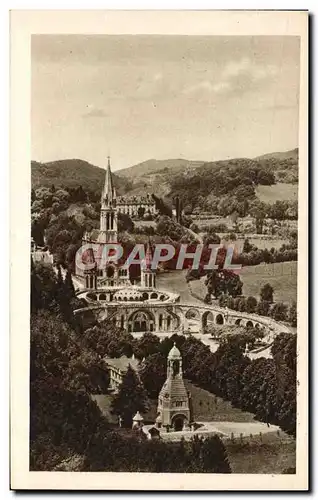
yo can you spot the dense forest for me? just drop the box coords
[30,261,232,472]
[169,155,298,214]
[30,260,296,471]
[31,159,133,195]
[31,148,298,213]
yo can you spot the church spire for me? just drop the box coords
[141,239,156,288]
[102,156,116,207]
[145,239,153,270]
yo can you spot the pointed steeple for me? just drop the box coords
[145,239,153,270]
[141,238,156,288]
[101,156,115,207]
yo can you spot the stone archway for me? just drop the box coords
[127,309,155,333]
[246,320,254,329]
[201,310,214,330]
[185,308,200,321]
[235,318,242,326]
[106,265,115,278]
[171,414,187,432]
[215,313,224,325]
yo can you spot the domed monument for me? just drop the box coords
[157,343,192,431]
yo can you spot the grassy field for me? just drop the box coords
[255,183,298,204]
[157,270,203,304]
[185,381,256,423]
[197,235,289,251]
[190,261,297,305]
[226,435,296,474]
[228,237,288,252]
[239,261,297,304]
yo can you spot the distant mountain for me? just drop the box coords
[31,148,298,200]
[31,159,133,195]
[255,148,298,161]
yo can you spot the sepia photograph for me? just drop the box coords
[10,10,308,491]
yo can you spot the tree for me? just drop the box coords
[30,311,110,470]
[64,268,75,300]
[200,435,231,473]
[260,283,274,303]
[246,296,257,314]
[118,212,134,232]
[288,301,297,327]
[134,332,161,359]
[205,269,243,300]
[270,302,288,322]
[256,300,271,317]
[203,232,221,245]
[242,238,253,253]
[156,215,184,242]
[111,366,149,427]
[139,353,166,398]
[249,201,267,234]
[31,262,58,313]
[31,219,45,247]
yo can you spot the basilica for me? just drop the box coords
[75,157,165,292]
[75,157,180,333]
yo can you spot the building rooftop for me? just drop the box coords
[133,411,144,422]
[168,342,181,360]
[104,355,140,373]
[159,377,189,401]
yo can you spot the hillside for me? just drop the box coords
[31,159,133,195]
[117,158,204,179]
[31,148,298,204]
[255,148,298,161]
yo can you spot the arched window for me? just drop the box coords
[167,315,171,329]
[159,314,163,329]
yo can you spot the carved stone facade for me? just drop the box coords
[157,344,192,431]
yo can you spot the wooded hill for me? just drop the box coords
[31,148,298,205]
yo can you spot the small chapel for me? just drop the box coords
[156,343,192,432]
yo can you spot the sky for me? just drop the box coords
[32,35,300,171]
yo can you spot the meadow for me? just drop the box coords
[190,261,297,305]
[255,182,298,204]
[239,261,297,304]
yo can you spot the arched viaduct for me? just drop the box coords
[74,299,292,340]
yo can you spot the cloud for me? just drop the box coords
[182,58,279,98]
[183,80,231,95]
[82,105,109,118]
[153,72,163,82]
[222,57,251,79]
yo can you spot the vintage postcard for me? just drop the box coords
[10,10,308,491]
